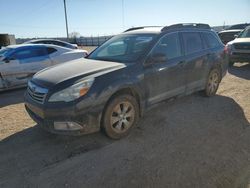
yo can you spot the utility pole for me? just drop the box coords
[122,0,124,29]
[63,0,69,39]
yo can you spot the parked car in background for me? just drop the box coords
[226,26,250,66]
[24,39,79,50]
[218,23,250,44]
[25,23,228,139]
[0,44,87,91]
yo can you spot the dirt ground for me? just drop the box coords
[0,63,249,188]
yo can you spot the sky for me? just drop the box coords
[0,0,249,38]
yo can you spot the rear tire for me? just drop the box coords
[202,67,221,97]
[102,94,139,139]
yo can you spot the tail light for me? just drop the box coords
[224,44,232,54]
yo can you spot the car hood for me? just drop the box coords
[228,38,250,44]
[219,29,242,34]
[32,58,126,88]
[64,49,88,54]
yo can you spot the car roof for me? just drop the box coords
[26,39,71,44]
[123,26,163,34]
[7,43,68,50]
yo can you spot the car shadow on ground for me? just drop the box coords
[228,63,250,80]
[0,88,26,107]
[0,94,250,187]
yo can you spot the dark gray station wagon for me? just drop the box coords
[25,23,228,139]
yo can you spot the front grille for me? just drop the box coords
[27,82,48,104]
[232,52,250,57]
[234,43,250,50]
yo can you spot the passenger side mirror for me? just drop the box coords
[4,57,15,63]
[4,58,10,63]
[148,53,167,64]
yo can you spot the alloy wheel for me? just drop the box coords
[207,71,220,95]
[110,101,135,134]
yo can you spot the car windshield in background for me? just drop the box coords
[238,28,250,38]
[88,34,156,63]
[0,48,11,58]
[227,24,250,30]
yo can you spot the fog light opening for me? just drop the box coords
[54,122,83,131]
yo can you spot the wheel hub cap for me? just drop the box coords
[110,101,135,133]
[208,71,219,95]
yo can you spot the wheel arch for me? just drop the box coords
[210,62,223,81]
[99,86,143,130]
[103,87,142,117]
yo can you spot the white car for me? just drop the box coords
[0,44,88,91]
[226,26,250,66]
[24,39,79,49]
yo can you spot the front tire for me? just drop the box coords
[203,67,221,97]
[102,94,139,139]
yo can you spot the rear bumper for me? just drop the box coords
[24,92,102,136]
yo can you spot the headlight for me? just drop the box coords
[48,78,94,102]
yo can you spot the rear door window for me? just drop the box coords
[182,32,203,55]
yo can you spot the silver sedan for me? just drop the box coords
[0,44,88,91]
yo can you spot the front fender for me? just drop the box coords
[93,75,146,115]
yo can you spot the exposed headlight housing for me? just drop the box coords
[48,78,94,102]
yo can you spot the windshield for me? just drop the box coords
[238,27,250,38]
[88,34,156,63]
[0,48,11,58]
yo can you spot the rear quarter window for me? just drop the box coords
[203,32,221,48]
[47,47,57,54]
[53,41,67,47]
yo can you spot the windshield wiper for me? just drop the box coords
[94,57,117,62]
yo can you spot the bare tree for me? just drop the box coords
[69,32,81,38]
[69,32,81,43]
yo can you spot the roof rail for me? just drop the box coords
[161,23,211,32]
[124,26,162,32]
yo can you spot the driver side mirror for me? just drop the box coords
[147,53,167,64]
[234,34,238,38]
